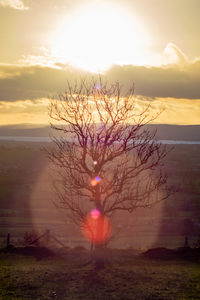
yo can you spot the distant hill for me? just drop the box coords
[147,124,200,141]
[0,124,51,137]
[0,124,199,141]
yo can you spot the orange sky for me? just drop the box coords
[0,0,200,126]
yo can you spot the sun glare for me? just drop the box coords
[49,2,150,72]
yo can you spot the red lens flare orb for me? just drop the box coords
[82,211,111,244]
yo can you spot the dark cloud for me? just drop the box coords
[105,62,200,99]
[0,64,90,100]
[0,61,200,101]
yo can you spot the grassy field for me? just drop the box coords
[0,142,200,249]
[0,248,200,300]
[0,142,200,250]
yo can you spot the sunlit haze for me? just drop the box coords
[0,0,200,125]
[49,2,151,72]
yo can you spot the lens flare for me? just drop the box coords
[91,176,101,186]
[94,83,101,90]
[82,211,111,244]
[91,179,97,186]
[90,208,101,220]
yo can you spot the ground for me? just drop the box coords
[0,143,200,249]
[0,248,200,300]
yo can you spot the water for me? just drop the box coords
[0,136,200,144]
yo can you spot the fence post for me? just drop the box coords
[46,229,50,246]
[184,235,189,247]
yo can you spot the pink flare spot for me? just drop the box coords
[82,214,111,244]
[90,209,101,220]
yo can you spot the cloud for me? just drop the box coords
[0,59,200,101]
[163,43,189,65]
[0,63,200,126]
[105,61,200,99]
[0,98,49,125]
[0,0,29,10]
[0,63,90,101]
[0,96,200,126]
[135,96,200,125]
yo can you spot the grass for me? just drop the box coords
[0,248,200,300]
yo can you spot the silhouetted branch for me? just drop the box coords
[46,78,173,233]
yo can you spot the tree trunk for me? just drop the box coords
[94,205,106,268]
[94,243,105,269]
[93,181,107,268]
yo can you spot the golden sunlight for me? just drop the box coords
[49,2,150,72]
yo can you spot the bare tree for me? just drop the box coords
[47,78,172,266]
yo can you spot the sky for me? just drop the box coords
[0,0,200,125]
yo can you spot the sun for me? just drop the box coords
[49,2,150,72]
